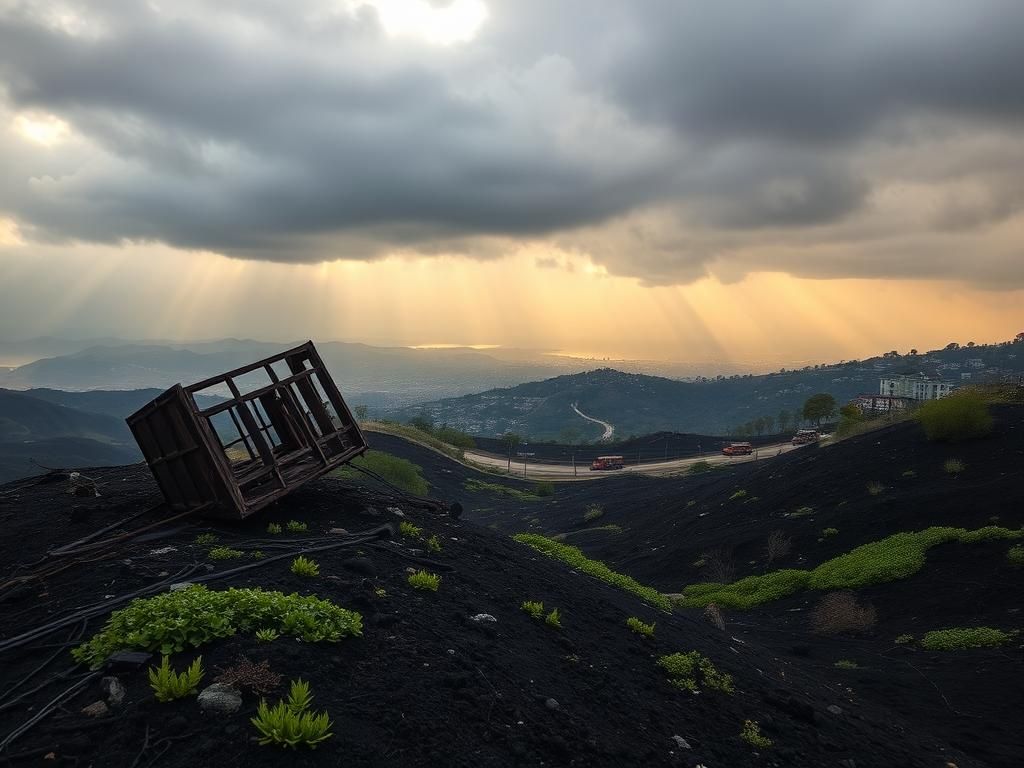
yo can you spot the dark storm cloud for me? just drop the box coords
[1,0,1023,285]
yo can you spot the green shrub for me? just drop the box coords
[626,617,655,637]
[209,546,244,560]
[334,451,430,496]
[426,534,442,553]
[740,720,772,749]
[895,634,914,645]
[408,570,440,591]
[545,608,562,629]
[250,550,265,559]
[680,526,1024,609]
[149,655,204,702]
[255,628,280,643]
[290,556,319,577]
[195,533,219,546]
[464,478,543,501]
[729,489,747,501]
[286,520,308,534]
[72,585,362,668]
[252,679,333,749]
[521,600,544,619]
[917,392,993,442]
[833,659,859,669]
[1008,545,1024,566]
[920,627,1011,651]
[267,523,282,535]
[399,521,422,538]
[866,481,885,496]
[657,651,734,694]
[533,481,555,497]
[688,460,713,475]
[513,534,671,611]
[943,458,966,474]
[821,528,838,538]
[583,503,604,522]
[434,425,476,450]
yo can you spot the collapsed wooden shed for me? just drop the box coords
[127,341,367,519]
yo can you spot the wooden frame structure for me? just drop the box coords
[127,341,367,519]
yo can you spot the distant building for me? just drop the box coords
[967,358,985,369]
[851,394,913,415]
[879,375,954,401]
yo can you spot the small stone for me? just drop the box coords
[405,567,417,574]
[671,735,691,749]
[148,546,177,555]
[169,582,194,591]
[81,701,109,717]
[329,528,349,535]
[100,676,126,707]
[198,683,242,715]
[447,649,455,655]
[470,613,497,623]
[104,651,152,672]
[827,705,843,715]
[545,698,560,711]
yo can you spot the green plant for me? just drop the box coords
[545,608,562,629]
[680,525,1024,610]
[740,720,772,749]
[148,655,204,702]
[399,521,422,538]
[943,458,966,474]
[290,556,320,577]
[267,523,282,535]
[209,546,244,560]
[866,481,885,496]
[901,470,916,478]
[374,588,387,598]
[691,557,706,568]
[686,500,697,508]
[657,651,734,694]
[513,534,671,611]
[464,478,544,502]
[834,659,859,669]
[688,460,713,475]
[286,520,308,534]
[251,679,333,749]
[425,534,442,553]
[729,489,748,501]
[72,585,362,668]
[583,503,604,522]
[195,533,219,546]
[895,634,914,645]
[917,391,993,442]
[250,550,265,559]
[821,527,839,538]
[920,627,1011,651]
[626,617,655,637]
[1008,545,1024,566]
[533,481,555,497]
[408,570,440,591]
[334,450,430,496]
[256,628,280,643]
[521,600,544,619]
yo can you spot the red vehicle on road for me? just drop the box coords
[590,455,625,471]
[722,442,753,456]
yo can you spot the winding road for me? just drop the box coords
[571,402,615,441]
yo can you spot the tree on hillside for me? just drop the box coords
[409,416,434,434]
[802,393,837,426]
[778,409,792,433]
[501,431,522,471]
[763,415,775,434]
[909,348,918,356]
[354,405,369,421]
[754,416,766,436]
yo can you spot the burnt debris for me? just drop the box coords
[127,341,367,519]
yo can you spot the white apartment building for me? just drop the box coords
[879,375,955,401]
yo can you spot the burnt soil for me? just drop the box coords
[0,410,1019,767]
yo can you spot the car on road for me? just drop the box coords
[722,442,753,456]
[590,455,625,471]
[791,429,821,445]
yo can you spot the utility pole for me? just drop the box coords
[572,454,576,477]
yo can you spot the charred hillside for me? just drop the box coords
[0,461,986,767]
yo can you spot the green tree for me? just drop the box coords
[763,415,775,434]
[353,405,368,421]
[753,416,766,435]
[777,409,791,433]
[802,393,837,426]
[408,416,434,434]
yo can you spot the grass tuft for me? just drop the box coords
[149,655,204,702]
[408,570,440,591]
[920,627,1011,651]
[658,651,734,694]
[626,617,655,637]
[290,556,320,577]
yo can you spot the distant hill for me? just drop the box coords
[23,388,227,420]
[388,338,1024,439]
[0,437,140,483]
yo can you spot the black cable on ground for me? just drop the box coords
[0,622,86,710]
[344,464,446,512]
[0,671,101,753]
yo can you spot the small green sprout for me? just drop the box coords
[149,655,204,702]
[290,556,320,577]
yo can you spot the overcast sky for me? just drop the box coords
[1,1,1022,364]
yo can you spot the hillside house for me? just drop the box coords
[879,375,954,401]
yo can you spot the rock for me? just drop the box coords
[329,527,349,535]
[100,676,126,707]
[470,613,497,623]
[447,649,455,655]
[169,582,194,591]
[197,683,242,715]
[341,556,376,576]
[104,651,152,672]
[671,735,691,749]
[449,502,463,520]
[81,701,109,717]
[545,698,560,711]
[827,705,843,716]
[148,546,177,555]
[386,506,404,516]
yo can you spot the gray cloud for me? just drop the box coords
[0,0,1023,285]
